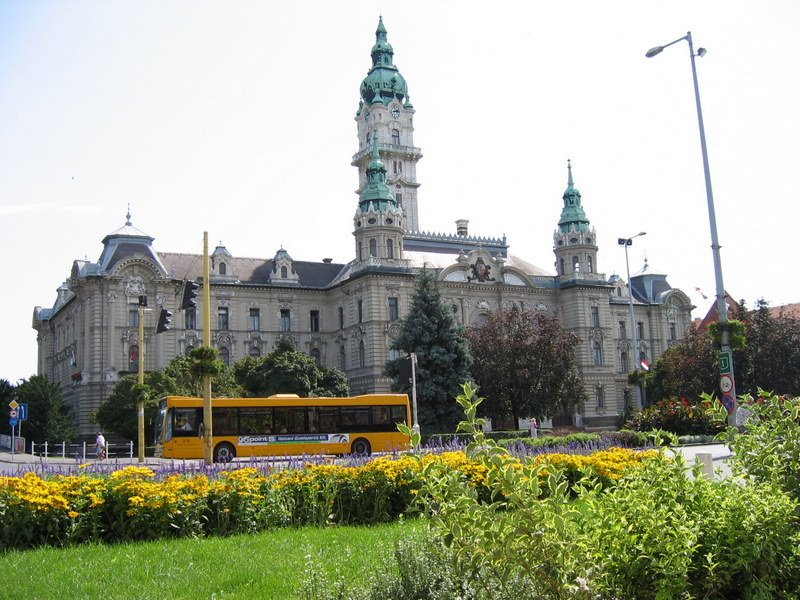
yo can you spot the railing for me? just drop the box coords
[29,440,135,461]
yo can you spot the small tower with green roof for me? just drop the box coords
[352,16,423,233]
[353,134,406,271]
[553,160,599,280]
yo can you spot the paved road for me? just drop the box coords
[1,443,737,478]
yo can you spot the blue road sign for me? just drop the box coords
[17,403,28,421]
[721,393,736,414]
[9,417,19,427]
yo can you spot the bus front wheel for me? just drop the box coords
[351,438,371,456]
[214,442,236,463]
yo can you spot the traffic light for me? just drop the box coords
[398,356,413,386]
[180,281,199,311]
[155,308,173,334]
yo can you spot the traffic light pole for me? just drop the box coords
[137,302,145,463]
[202,232,213,465]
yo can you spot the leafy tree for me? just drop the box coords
[646,300,800,403]
[467,306,585,424]
[234,337,349,397]
[95,353,241,443]
[646,325,718,403]
[0,379,14,406]
[385,270,472,433]
[733,300,800,397]
[14,375,76,443]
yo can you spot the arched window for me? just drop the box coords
[219,347,230,366]
[559,257,565,275]
[369,239,377,257]
[219,262,227,275]
[185,345,194,357]
[311,348,321,367]
[572,256,580,272]
[249,346,261,357]
[129,345,139,372]
[593,341,603,366]
[587,255,593,273]
[386,238,394,259]
[281,266,288,278]
[620,351,629,373]
[359,340,366,367]
[392,129,400,144]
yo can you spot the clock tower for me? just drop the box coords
[352,17,423,233]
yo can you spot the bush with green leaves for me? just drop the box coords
[401,382,800,599]
[625,396,725,435]
[722,391,800,507]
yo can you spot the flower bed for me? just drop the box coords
[0,448,655,551]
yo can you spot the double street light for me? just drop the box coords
[618,232,646,409]
[646,32,736,423]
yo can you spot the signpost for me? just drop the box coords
[719,350,736,414]
[8,400,26,457]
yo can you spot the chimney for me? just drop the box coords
[456,219,469,236]
[322,258,333,263]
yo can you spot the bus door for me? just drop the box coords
[168,407,203,453]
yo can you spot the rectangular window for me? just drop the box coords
[395,193,402,206]
[185,307,196,330]
[637,321,645,340]
[338,306,344,329]
[596,387,605,408]
[593,342,603,366]
[669,322,677,341]
[128,308,139,328]
[388,297,399,321]
[358,300,363,323]
[249,308,260,331]
[310,310,320,332]
[212,407,238,436]
[172,408,202,437]
[591,306,600,328]
[280,309,291,332]
[618,320,626,339]
[319,407,338,433]
[240,407,273,435]
[217,307,229,331]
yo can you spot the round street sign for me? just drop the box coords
[720,374,733,394]
[9,417,18,427]
[9,409,17,418]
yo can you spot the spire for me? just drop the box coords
[125,204,132,226]
[358,134,396,211]
[360,17,408,105]
[558,159,590,233]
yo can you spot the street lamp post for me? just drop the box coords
[618,232,646,409]
[646,32,737,424]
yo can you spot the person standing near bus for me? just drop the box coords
[95,431,106,460]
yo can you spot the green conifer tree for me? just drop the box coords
[386,270,472,432]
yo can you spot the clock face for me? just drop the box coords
[389,105,400,118]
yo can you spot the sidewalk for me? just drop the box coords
[0,450,165,468]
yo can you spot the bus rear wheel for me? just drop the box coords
[351,438,371,456]
[214,442,236,463]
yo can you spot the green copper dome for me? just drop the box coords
[558,160,590,233]
[360,17,408,105]
[359,136,397,211]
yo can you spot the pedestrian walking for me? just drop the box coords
[529,417,538,438]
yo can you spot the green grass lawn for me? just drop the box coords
[0,519,422,599]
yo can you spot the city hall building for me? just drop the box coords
[33,18,692,435]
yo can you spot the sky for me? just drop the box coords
[1,0,798,384]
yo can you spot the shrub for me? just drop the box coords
[722,391,800,507]
[625,397,725,435]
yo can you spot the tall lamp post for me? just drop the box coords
[646,32,736,424]
[618,232,646,409]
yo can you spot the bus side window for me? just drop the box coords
[307,407,319,433]
[391,405,407,425]
[288,408,305,434]
[213,408,238,436]
[174,408,200,436]
[371,406,392,431]
[319,407,338,433]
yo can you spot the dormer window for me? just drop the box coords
[219,262,227,275]
[587,256,593,273]
[281,266,288,278]
[387,238,394,259]
[369,239,377,257]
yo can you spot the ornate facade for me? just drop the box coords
[33,18,692,435]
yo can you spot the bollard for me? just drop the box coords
[44,441,48,458]
[83,441,87,461]
[129,440,134,459]
[696,453,714,480]
[62,442,66,458]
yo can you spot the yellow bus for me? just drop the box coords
[154,394,411,462]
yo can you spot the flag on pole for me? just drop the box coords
[694,287,708,300]
[640,359,650,371]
